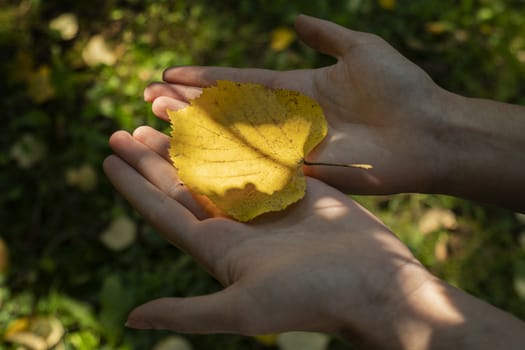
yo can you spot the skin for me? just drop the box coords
[104,14,525,349]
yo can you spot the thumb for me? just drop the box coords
[294,14,366,58]
[125,289,246,334]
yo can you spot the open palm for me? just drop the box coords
[103,125,428,336]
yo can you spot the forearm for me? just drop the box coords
[338,276,525,349]
[430,90,525,212]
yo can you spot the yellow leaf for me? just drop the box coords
[168,81,327,221]
[254,333,278,346]
[378,0,396,10]
[4,317,30,338]
[425,21,452,35]
[270,27,295,52]
[4,316,64,350]
[27,66,55,104]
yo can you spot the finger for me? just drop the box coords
[144,82,202,102]
[163,65,281,88]
[132,125,171,162]
[105,148,240,277]
[162,66,315,96]
[126,289,247,334]
[151,95,189,121]
[131,126,229,219]
[103,155,199,251]
[145,83,201,121]
[294,14,371,58]
[108,130,210,220]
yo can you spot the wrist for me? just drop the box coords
[334,262,525,349]
[425,89,525,211]
[334,270,460,350]
[329,256,438,348]
[415,87,462,196]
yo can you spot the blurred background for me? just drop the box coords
[1,0,525,349]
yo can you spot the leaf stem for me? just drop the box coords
[303,160,373,170]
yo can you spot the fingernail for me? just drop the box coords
[125,318,152,329]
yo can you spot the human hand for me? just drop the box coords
[144,14,448,196]
[104,125,525,348]
[103,125,431,343]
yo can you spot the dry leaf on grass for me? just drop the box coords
[153,336,193,350]
[4,316,64,350]
[277,332,330,350]
[100,215,137,251]
[418,208,457,235]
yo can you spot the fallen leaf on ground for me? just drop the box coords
[27,66,55,103]
[4,316,64,350]
[254,333,278,346]
[100,215,137,251]
[49,13,78,40]
[168,80,327,221]
[9,134,47,168]
[271,27,295,51]
[434,234,449,262]
[66,163,98,191]
[153,336,193,350]
[418,208,457,235]
[514,261,525,300]
[277,332,330,350]
[82,35,117,66]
